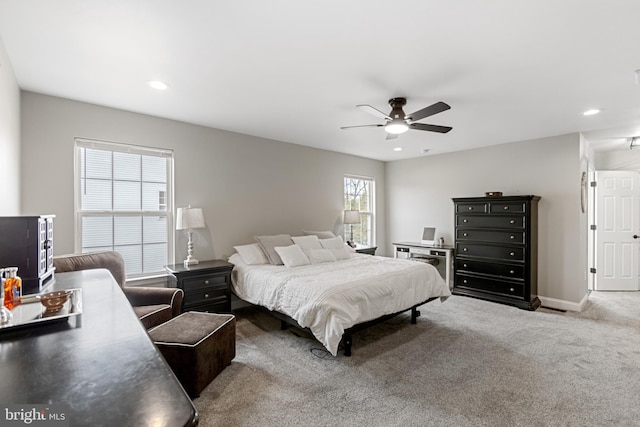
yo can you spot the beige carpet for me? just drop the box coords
[193,292,640,427]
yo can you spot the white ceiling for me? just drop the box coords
[1,0,639,161]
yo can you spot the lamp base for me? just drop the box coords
[183,258,199,268]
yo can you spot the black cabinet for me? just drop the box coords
[0,215,55,295]
[452,196,540,310]
[165,260,234,313]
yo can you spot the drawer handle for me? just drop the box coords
[463,219,468,223]
[204,293,209,298]
[510,220,515,224]
[463,233,468,237]
[463,264,468,268]
[468,207,473,210]
[510,288,515,292]
[510,235,515,239]
[510,252,515,256]
[204,280,210,285]
[510,270,515,274]
[463,248,468,251]
[463,279,468,284]
[504,206,509,210]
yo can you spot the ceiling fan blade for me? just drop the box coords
[410,123,453,133]
[385,132,399,140]
[406,101,451,122]
[357,104,391,120]
[340,124,384,130]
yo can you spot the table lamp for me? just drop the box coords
[343,210,361,247]
[176,206,206,267]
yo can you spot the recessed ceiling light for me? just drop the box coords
[583,109,600,116]
[393,147,402,152]
[147,80,168,90]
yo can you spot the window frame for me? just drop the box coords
[343,174,375,246]
[74,138,175,280]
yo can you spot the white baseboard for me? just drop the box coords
[539,293,589,312]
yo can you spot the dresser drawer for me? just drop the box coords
[489,202,526,214]
[456,203,487,214]
[457,215,525,229]
[455,274,525,299]
[456,229,525,244]
[456,243,524,262]
[182,274,228,292]
[456,259,525,280]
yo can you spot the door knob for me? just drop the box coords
[634,235,639,239]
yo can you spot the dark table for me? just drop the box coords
[0,269,198,427]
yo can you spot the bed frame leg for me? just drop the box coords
[343,334,353,357]
[411,307,421,324]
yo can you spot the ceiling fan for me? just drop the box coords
[341,97,452,140]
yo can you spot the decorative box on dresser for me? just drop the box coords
[165,260,234,313]
[452,195,541,310]
[0,215,55,295]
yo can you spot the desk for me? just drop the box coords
[393,242,454,289]
[0,269,198,427]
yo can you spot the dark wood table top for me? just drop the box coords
[0,269,198,427]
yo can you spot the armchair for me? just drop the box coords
[53,251,183,329]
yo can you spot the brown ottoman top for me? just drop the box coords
[149,311,235,347]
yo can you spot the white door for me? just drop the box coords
[595,171,640,291]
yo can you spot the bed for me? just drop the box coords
[228,238,450,356]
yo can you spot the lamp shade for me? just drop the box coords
[176,207,205,230]
[343,210,361,225]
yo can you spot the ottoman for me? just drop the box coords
[149,311,236,398]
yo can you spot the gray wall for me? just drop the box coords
[385,134,589,310]
[0,37,20,215]
[20,92,386,263]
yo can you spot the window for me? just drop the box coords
[344,175,375,246]
[75,138,174,278]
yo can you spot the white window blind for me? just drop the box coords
[75,138,174,278]
[344,175,375,246]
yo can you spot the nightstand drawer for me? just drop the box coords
[183,287,227,306]
[182,274,228,292]
[185,300,230,314]
[183,288,227,307]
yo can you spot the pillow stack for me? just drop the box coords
[233,231,354,268]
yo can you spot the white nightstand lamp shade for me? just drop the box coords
[176,206,206,267]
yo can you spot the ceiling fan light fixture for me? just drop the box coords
[385,120,409,134]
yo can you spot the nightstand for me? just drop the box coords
[165,260,234,313]
[354,245,377,255]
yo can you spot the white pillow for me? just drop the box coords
[303,230,336,239]
[254,234,294,265]
[233,243,269,265]
[329,246,352,260]
[274,244,310,268]
[305,248,337,264]
[319,235,346,249]
[292,235,323,250]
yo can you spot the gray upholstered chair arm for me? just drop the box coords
[124,287,184,317]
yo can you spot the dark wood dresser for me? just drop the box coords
[165,260,234,313]
[452,195,541,310]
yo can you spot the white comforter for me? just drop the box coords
[229,253,450,356]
